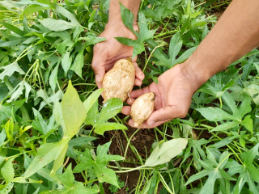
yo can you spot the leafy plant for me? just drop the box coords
[0,0,259,193]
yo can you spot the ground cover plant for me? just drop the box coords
[0,0,259,193]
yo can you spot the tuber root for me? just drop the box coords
[102,59,135,103]
[130,92,155,127]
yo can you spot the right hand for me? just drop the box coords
[91,22,145,88]
[122,62,204,128]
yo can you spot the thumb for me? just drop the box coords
[146,105,188,126]
[92,47,107,86]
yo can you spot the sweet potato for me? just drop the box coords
[102,59,135,102]
[130,92,155,127]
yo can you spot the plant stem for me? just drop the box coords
[154,30,178,39]
[3,77,30,121]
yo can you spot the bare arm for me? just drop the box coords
[108,0,141,24]
[183,0,259,89]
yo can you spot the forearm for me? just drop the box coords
[108,0,141,24]
[183,0,259,88]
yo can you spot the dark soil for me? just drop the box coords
[95,124,164,193]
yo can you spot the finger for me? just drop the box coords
[92,46,108,87]
[130,86,151,98]
[96,81,103,89]
[146,105,188,126]
[126,97,136,105]
[128,119,170,129]
[121,106,131,115]
[132,56,137,63]
[134,78,142,86]
[134,62,145,81]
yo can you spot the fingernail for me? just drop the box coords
[147,121,155,126]
[95,75,102,83]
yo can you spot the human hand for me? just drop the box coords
[122,63,203,128]
[91,22,144,88]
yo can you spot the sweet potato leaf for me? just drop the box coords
[61,80,86,137]
[74,142,124,187]
[144,138,188,167]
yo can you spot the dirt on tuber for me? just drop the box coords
[102,59,135,103]
[130,92,155,127]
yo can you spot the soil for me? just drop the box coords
[95,123,165,194]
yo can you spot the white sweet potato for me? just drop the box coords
[102,59,135,103]
[130,92,155,127]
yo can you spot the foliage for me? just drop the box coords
[0,0,259,193]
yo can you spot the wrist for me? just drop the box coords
[108,0,139,26]
[179,55,212,92]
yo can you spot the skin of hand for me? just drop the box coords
[122,62,201,128]
[92,0,143,89]
[122,0,259,128]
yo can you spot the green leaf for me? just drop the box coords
[143,170,158,194]
[238,93,252,117]
[98,98,123,123]
[222,92,240,119]
[1,22,25,36]
[174,46,197,65]
[43,164,99,194]
[1,158,14,184]
[78,36,106,47]
[245,84,259,105]
[55,5,80,26]
[226,144,259,194]
[39,18,76,31]
[240,143,259,164]
[67,136,96,159]
[0,61,25,80]
[186,138,208,170]
[0,130,6,146]
[169,33,182,63]
[95,123,127,136]
[198,81,225,98]
[137,12,156,42]
[61,81,86,137]
[185,169,212,185]
[0,99,25,125]
[186,150,232,194]
[21,4,46,15]
[199,170,221,194]
[119,3,136,35]
[196,107,235,121]
[49,64,59,91]
[0,183,13,194]
[74,142,124,187]
[241,115,253,133]
[32,108,48,135]
[115,37,144,59]
[36,0,54,7]
[219,169,236,181]
[211,122,239,132]
[85,100,98,126]
[61,52,72,75]
[144,138,188,167]
[7,81,32,103]
[50,143,68,176]
[24,138,68,178]
[71,50,84,78]
[53,101,65,129]
[83,89,103,114]
[87,98,125,134]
